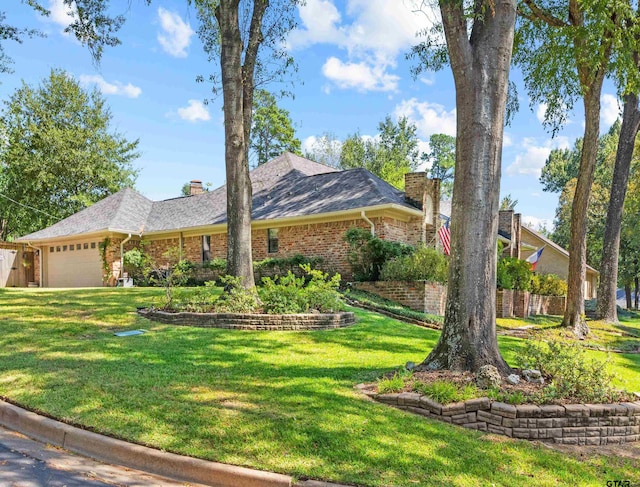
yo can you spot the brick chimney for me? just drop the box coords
[499,209,521,258]
[189,180,204,195]
[404,172,440,244]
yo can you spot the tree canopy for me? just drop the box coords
[425,133,455,198]
[250,89,301,166]
[337,116,421,189]
[0,69,139,240]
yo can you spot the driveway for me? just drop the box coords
[0,426,203,487]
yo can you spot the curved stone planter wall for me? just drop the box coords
[361,389,640,445]
[138,308,356,331]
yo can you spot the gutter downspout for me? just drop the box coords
[26,241,42,287]
[361,211,375,236]
[120,234,132,281]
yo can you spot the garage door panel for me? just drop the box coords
[48,244,103,287]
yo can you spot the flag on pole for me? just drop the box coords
[526,246,545,271]
[438,219,451,256]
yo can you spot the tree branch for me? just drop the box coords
[521,0,568,27]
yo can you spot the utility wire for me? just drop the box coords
[0,192,57,219]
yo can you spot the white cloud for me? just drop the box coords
[157,8,194,58]
[322,57,399,92]
[522,215,553,232]
[177,100,210,123]
[419,76,435,86]
[601,94,620,127]
[79,75,142,98]
[503,132,513,148]
[394,98,456,139]
[535,103,547,124]
[290,0,435,93]
[48,0,76,28]
[506,136,570,177]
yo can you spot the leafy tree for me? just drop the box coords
[539,140,582,193]
[500,194,518,210]
[425,133,455,197]
[339,116,420,189]
[250,89,301,165]
[0,69,139,240]
[515,0,632,338]
[195,0,298,289]
[303,132,342,167]
[1,1,126,73]
[410,0,517,374]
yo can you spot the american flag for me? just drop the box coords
[438,219,451,256]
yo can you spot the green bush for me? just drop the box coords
[516,340,625,403]
[214,275,260,313]
[202,258,227,272]
[530,274,568,296]
[380,245,448,283]
[344,227,414,281]
[171,281,220,312]
[259,264,344,314]
[497,257,532,291]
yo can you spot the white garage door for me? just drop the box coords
[47,243,103,287]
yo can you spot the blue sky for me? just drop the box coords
[1,1,623,231]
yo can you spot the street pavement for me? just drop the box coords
[0,426,204,487]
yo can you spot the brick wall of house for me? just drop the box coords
[513,291,530,319]
[352,280,447,315]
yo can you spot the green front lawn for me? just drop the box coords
[0,288,638,486]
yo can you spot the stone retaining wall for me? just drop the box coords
[139,308,356,331]
[362,389,640,445]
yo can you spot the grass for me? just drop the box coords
[0,287,638,486]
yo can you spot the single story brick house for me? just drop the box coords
[16,153,441,287]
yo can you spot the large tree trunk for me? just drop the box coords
[562,84,604,338]
[215,0,267,289]
[418,0,516,374]
[596,93,640,322]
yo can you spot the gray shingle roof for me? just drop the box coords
[18,153,419,241]
[19,188,152,241]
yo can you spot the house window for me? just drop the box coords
[91,242,96,249]
[50,247,54,253]
[202,235,211,262]
[76,244,82,250]
[63,245,67,251]
[69,245,74,251]
[268,228,279,253]
[84,243,88,249]
[56,246,61,252]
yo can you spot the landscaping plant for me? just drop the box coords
[344,227,413,281]
[380,245,448,283]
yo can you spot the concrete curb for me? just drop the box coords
[0,399,291,487]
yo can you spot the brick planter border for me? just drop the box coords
[138,308,356,331]
[357,387,640,445]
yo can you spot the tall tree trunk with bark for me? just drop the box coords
[418,0,516,374]
[596,92,640,322]
[214,0,268,288]
[563,86,603,337]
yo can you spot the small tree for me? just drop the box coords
[250,89,301,165]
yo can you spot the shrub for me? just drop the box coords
[259,264,344,314]
[380,246,448,283]
[254,254,324,281]
[530,274,568,296]
[516,340,625,403]
[497,257,532,291]
[344,227,414,281]
[214,275,260,313]
[171,281,220,312]
[203,258,228,272]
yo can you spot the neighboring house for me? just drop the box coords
[440,206,598,299]
[16,153,441,288]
